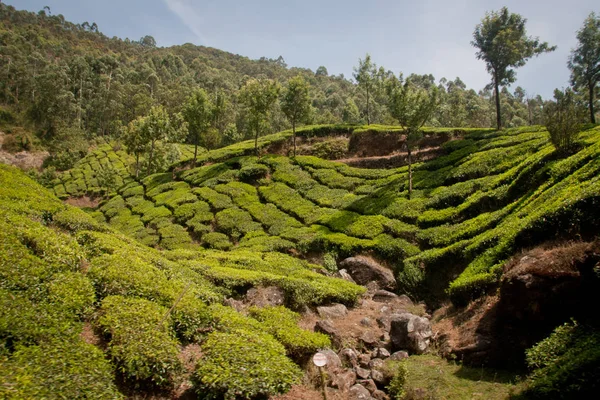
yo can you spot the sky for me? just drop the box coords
[8,0,599,98]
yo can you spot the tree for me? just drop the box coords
[140,106,183,175]
[353,54,377,125]
[183,88,213,164]
[239,78,280,155]
[544,88,585,154]
[281,75,311,156]
[472,7,555,129]
[387,77,439,198]
[568,12,600,123]
[342,98,360,123]
[122,116,148,178]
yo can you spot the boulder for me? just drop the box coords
[360,317,373,327]
[358,379,378,393]
[222,297,244,312]
[360,330,379,348]
[372,347,390,359]
[355,366,371,380]
[339,256,397,290]
[244,286,285,308]
[349,384,372,400]
[372,290,398,303]
[390,313,432,354]
[373,389,391,400]
[337,269,356,283]
[320,348,342,370]
[389,350,409,361]
[317,303,348,319]
[371,369,386,387]
[332,369,357,391]
[358,353,371,368]
[368,358,385,370]
[339,348,359,367]
[315,320,343,347]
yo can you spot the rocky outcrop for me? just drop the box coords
[390,313,432,354]
[339,256,397,290]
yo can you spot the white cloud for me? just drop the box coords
[163,0,209,44]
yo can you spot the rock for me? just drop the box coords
[349,384,372,400]
[360,330,379,348]
[371,369,386,386]
[376,315,391,331]
[317,303,348,319]
[358,353,371,367]
[358,379,378,393]
[338,269,356,283]
[355,366,371,380]
[380,332,391,345]
[369,358,385,370]
[340,256,397,291]
[366,281,381,293]
[373,389,391,400]
[389,350,409,361]
[360,317,373,327]
[315,320,343,347]
[390,313,432,354]
[222,297,244,312]
[244,286,285,307]
[320,348,342,370]
[372,347,391,359]
[339,348,359,367]
[332,369,357,391]
[372,290,398,302]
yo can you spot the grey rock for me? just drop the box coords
[371,369,386,386]
[360,317,373,327]
[373,389,391,400]
[372,290,398,302]
[244,286,285,307]
[355,366,371,380]
[389,350,409,361]
[338,269,356,283]
[339,256,397,291]
[358,379,378,393]
[390,313,433,354]
[222,297,244,312]
[372,347,391,359]
[368,358,385,370]
[360,330,379,348]
[339,348,359,367]
[317,303,348,319]
[332,369,356,391]
[349,384,372,400]
[358,353,371,367]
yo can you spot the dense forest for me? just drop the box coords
[0,4,550,148]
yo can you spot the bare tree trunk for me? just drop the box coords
[146,140,155,176]
[292,120,296,157]
[408,147,413,199]
[254,128,259,156]
[590,82,596,124]
[193,132,199,166]
[135,153,140,179]
[494,77,502,130]
[366,86,370,125]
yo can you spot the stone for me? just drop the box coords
[389,350,409,361]
[372,347,391,359]
[360,330,379,348]
[332,369,356,391]
[376,315,391,331]
[349,384,372,400]
[339,256,397,291]
[358,353,371,367]
[317,303,348,319]
[380,332,391,345]
[360,317,373,327]
[222,297,244,312]
[357,379,378,393]
[320,348,342,370]
[372,290,398,302]
[371,369,386,386]
[339,348,359,367]
[244,286,285,308]
[355,366,371,380]
[368,358,385,370]
[372,389,391,400]
[390,313,433,354]
[315,320,343,347]
[338,269,356,283]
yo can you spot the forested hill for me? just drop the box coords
[0,3,544,142]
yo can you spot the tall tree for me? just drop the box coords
[183,88,213,164]
[387,77,438,198]
[239,78,280,155]
[568,12,600,123]
[141,105,176,175]
[353,54,377,125]
[544,88,585,154]
[122,116,147,178]
[281,75,311,156]
[472,7,555,129]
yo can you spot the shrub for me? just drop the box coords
[248,306,331,358]
[202,232,232,250]
[47,272,96,317]
[386,361,409,400]
[544,88,584,154]
[239,163,269,182]
[215,207,263,240]
[51,207,106,233]
[0,339,122,399]
[194,330,302,399]
[97,295,181,386]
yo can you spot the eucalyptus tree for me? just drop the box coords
[568,12,600,123]
[239,78,280,155]
[183,88,213,164]
[281,75,311,156]
[353,54,377,125]
[472,7,555,129]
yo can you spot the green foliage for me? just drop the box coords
[0,339,123,399]
[194,330,302,399]
[97,295,182,386]
[544,88,584,153]
[248,306,331,358]
[386,361,409,400]
[47,272,96,317]
[522,321,600,399]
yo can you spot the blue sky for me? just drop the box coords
[9,0,599,98]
